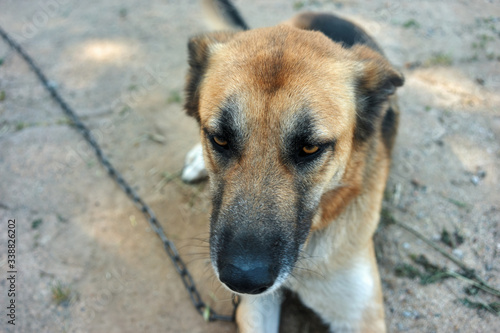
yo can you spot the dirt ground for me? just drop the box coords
[0,0,499,332]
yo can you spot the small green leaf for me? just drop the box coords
[203,306,211,322]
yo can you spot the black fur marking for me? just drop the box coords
[184,32,237,122]
[184,37,210,122]
[354,89,385,143]
[297,13,383,54]
[381,106,398,151]
[210,179,226,231]
[215,0,249,30]
[354,76,403,143]
[284,112,336,170]
[294,181,315,247]
[204,98,245,162]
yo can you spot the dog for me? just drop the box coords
[181,1,404,332]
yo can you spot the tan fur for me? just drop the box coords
[184,8,403,333]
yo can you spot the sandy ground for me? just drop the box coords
[0,0,499,332]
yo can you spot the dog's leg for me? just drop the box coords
[181,143,208,183]
[236,293,282,333]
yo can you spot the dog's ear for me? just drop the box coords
[351,44,404,142]
[184,31,237,123]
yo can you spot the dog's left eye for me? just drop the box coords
[293,143,325,165]
[210,135,231,153]
[299,144,322,158]
[213,136,228,147]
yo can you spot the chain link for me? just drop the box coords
[0,25,238,323]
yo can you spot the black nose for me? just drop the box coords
[219,257,275,294]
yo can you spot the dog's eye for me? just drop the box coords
[291,140,335,167]
[295,144,324,164]
[213,136,228,147]
[302,145,319,155]
[210,135,230,152]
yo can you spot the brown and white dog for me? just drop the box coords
[181,1,404,332]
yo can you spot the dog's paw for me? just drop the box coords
[181,143,208,183]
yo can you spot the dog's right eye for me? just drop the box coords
[302,145,319,155]
[210,135,230,152]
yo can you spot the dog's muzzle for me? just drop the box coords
[216,235,280,295]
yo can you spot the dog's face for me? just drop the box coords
[184,26,402,295]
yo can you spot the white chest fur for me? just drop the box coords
[284,211,378,333]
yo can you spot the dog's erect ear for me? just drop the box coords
[351,44,404,142]
[184,31,237,123]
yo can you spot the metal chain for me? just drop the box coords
[0,25,238,322]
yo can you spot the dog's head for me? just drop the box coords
[184,25,403,295]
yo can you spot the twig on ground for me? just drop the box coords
[388,216,500,299]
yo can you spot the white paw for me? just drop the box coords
[181,143,208,183]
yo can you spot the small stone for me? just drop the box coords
[148,133,166,144]
[411,179,421,187]
[403,242,410,249]
[472,169,487,185]
[47,81,58,89]
[403,311,413,318]
[452,249,464,259]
